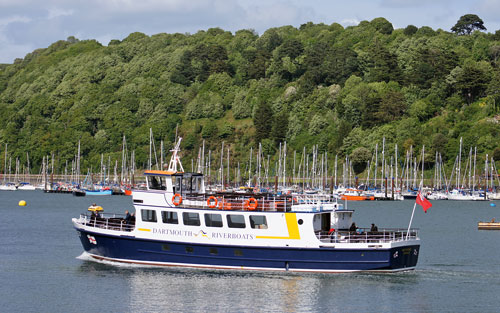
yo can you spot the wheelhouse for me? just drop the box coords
[145,170,205,195]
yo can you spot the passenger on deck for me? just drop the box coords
[349,222,357,232]
[89,203,102,219]
[370,223,378,232]
[124,210,132,230]
[89,203,97,219]
[125,210,131,223]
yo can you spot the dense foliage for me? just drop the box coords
[0,17,499,177]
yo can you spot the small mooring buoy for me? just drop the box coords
[18,200,27,206]
[490,203,497,207]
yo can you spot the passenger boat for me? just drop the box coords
[72,139,420,273]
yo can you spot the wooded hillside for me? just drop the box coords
[0,16,499,175]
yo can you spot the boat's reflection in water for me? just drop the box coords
[77,252,420,312]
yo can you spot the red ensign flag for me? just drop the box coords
[416,192,432,213]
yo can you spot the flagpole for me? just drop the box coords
[406,201,417,240]
[407,146,425,240]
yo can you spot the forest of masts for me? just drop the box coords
[1,131,499,192]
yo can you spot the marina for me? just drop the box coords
[1,190,499,312]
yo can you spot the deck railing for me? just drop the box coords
[316,228,419,244]
[177,193,338,212]
[76,213,134,232]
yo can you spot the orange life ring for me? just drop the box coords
[207,196,218,208]
[172,193,182,206]
[247,197,258,210]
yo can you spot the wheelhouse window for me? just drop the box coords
[162,211,178,224]
[250,215,268,229]
[148,175,166,190]
[173,176,182,194]
[205,213,223,228]
[141,209,157,223]
[183,212,201,226]
[227,214,246,228]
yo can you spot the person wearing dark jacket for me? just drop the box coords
[349,222,357,232]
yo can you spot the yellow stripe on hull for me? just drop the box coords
[256,213,301,240]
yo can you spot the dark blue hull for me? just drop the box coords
[76,229,419,272]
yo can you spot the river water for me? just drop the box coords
[0,191,499,312]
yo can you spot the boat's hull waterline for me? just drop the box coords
[75,229,419,272]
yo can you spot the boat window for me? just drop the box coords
[227,214,246,228]
[182,177,190,194]
[182,212,201,226]
[249,215,268,229]
[148,176,166,190]
[193,177,202,193]
[141,209,157,223]
[162,211,178,224]
[173,176,182,194]
[205,213,223,227]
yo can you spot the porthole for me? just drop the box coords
[298,219,303,225]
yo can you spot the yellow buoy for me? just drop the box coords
[18,200,27,206]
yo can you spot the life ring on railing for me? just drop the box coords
[207,196,218,208]
[246,197,258,210]
[172,193,182,206]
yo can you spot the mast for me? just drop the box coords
[220,141,224,187]
[374,143,378,189]
[3,144,7,184]
[458,137,462,189]
[382,137,385,192]
[248,147,252,187]
[149,128,152,170]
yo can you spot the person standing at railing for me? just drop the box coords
[349,222,357,232]
[370,223,378,232]
[124,210,132,230]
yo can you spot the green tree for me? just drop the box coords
[404,25,418,36]
[451,14,486,35]
[455,63,490,104]
[271,111,288,145]
[350,147,371,174]
[371,17,394,35]
[253,101,273,143]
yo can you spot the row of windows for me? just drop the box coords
[141,209,268,229]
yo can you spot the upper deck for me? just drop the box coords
[134,190,339,213]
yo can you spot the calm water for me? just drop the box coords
[1,191,499,313]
